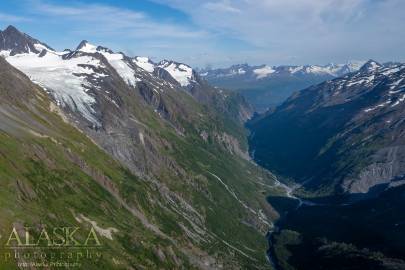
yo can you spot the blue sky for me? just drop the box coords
[0,0,404,68]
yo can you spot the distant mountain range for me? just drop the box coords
[201,62,365,79]
[199,62,367,111]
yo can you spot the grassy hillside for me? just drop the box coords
[0,53,279,269]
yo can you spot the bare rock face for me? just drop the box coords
[344,145,405,195]
[0,25,54,55]
[214,132,250,160]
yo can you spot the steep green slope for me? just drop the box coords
[0,50,278,269]
[0,57,204,269]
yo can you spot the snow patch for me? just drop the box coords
[99,51,138,87]
[237,68,246,75]
[390,79,403,90]
[289,66,304,74]
[253,66,275,79]
[0,50,11,57]
[346,75,374,87]
[382,67,401,76]
[368,61,380,70]
[391,93,405,107]
[364,99,392,112]
[159,62,193,86]
[133,57,155,73]
[4,51,102,125]
[78,42,97,53]
[34,43,51,53]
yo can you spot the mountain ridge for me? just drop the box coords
[0,25,54,55]
[200,61,366,80]
[249,59,405,198]
[0,25,277,269]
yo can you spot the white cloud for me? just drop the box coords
[32,1,208,40]
[0,12,30,22]
[155,0,367,45]
[11,0,404,67]
[21,0,216,66]
[203,1,241,13]
[153,0,405,65]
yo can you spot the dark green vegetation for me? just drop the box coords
[272,185,405,270]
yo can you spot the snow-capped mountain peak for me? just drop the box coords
[0,27,142,126]
[76,40,98,53]
[359,59,383,73]
[158,60,195,87]
[0,25,54,56]
[345,60,367,72]
[309,62,405,112]
[133,56,155,73]
[200,61,367,82]
[0,25,206,126]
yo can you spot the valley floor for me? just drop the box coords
[265,176,405,270]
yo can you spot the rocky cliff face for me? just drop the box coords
[0,25,54,55]
[249,60,405,198]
